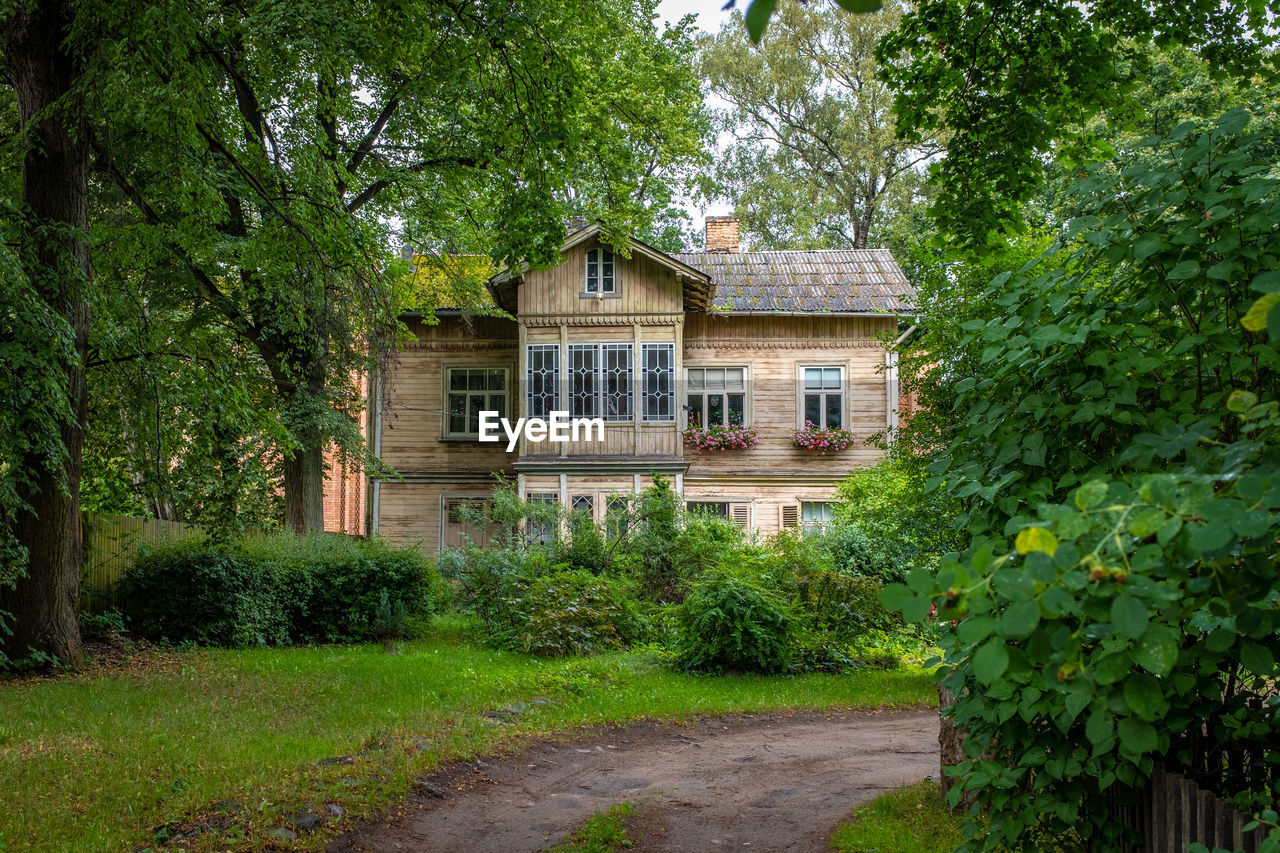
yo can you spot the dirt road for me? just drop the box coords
[329,709,939,852]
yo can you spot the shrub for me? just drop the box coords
[121,533,440,647]
[821,522,904,584]
[120,539,290,646]
[78,609,126,642]
[446,545,646,656]
[674,570,793,674]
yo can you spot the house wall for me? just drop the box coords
[368,250,907,554]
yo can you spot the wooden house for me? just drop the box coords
[366,216,917,553]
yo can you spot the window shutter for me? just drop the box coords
[780,504,799,529]
[730,503,751,528]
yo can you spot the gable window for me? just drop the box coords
[800,501,834,535]
[585,248,615,294]
[801,366,844,429]
[570,343,633,421]
[686,367,747,428]
[642,343,675,421]
[447,368,507,437]
[526,344,560,418]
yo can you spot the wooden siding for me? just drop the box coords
[381,316,518,475]
[684,312,896,346]
[682,481,842,538]
[518,239,685,318]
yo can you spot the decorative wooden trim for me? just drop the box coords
[521,314,684,326]
[402,340,516,351]
[684,339,884,349]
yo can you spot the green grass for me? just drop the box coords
[0,616,934,852]
[830,780,964,853]
[547,802,635,852]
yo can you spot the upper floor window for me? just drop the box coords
[570,343,632,421]
[526,344,560,418]
[801,366,844,429]
[686,367,747,428]
[447,368,507,437]
[642,343,675,421]
[585,248,615,294]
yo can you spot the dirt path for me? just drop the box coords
[330,709,939,853]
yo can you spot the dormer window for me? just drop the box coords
[585,248,615,294]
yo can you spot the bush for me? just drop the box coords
[822,522,903,584]
[120,540,291,646]
[446,545,646,656]
[674,570,794,674]
[120,533,440,647]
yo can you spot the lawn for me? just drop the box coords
[0,617,935,852]
[830,780,963,853]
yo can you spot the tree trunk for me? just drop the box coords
[1,0,89,664]
[282,442,326,534]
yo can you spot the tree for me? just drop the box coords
[0,0,92,664]
[877,0,1280,246]
[700,0,938,250]
[90,0,707,533]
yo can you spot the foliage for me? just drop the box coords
[876,0,1280,245]
[700,0,937,250]
[682,422,759,453]
[833,452,962,581]
[829,780,964,853]
[120,542,291,647]
[495,567,647,657]
[120,534,440,647]
[675,569,794,674]
[78,609,126,643]
[879,112,1280,851]
[792,422,857,454]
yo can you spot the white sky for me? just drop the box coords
[656,0,740,223]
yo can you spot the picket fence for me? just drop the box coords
[1110,765,1272,853]
[80,513,199,611]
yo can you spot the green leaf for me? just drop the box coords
[1241,643,1276,677]
[743,0,778,42]
[1122,674,1163,720]
[1117,718,1158,754]
[956,615,996,645]
[833,0,884,11]
[1085,708,1114,746]
[1016,527,1059,556]
[1242,292,1280,333]
[1227,389,1259,413]
[972,638,1010,685]
[1111,596,1149,639]
[1167,260,1201,280]
[1001,601,1040,638]
[993,569,1036,601]
[1073,481,1108,510]
[878,583,915,614]
[1133,625,1179,676]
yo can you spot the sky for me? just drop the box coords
[655,0,741,223]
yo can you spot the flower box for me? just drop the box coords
[791,422,856,455]
[683,423,760,454]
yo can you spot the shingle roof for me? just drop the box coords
[671,249,916,315]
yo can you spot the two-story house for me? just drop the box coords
[366,217,916,554]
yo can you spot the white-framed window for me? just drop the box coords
[801,501,834,535]
[526,492,558,544]
[569,343,633,421]
[585,248,616,294]
[446,368,508,437]
[800,366,844,429]
[642,343,675,422]
[686,366,748,428]
[526,344,560,418]
[570,494,594,515]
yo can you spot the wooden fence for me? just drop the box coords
[80,513,200,611]
[1112,765,1272,853]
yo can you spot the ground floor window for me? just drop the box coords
[525,492,559,544]
[570,494,594,515]
[801,501,834,535]
[442,497,498,548]
[686,501,729,519]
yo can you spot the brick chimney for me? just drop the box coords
[704,216,740,253]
